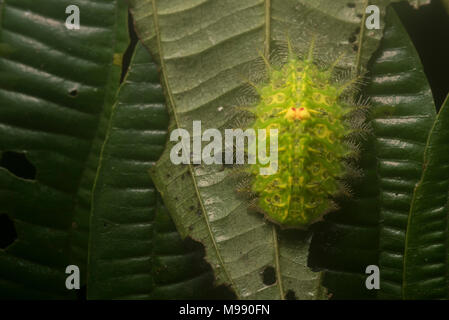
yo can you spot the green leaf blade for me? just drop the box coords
[367,7,436,299]
[403,94,449,299]
[130,0,392,300]
[0,0,129,298]
[310,6,436,299]
[87,43,222,300]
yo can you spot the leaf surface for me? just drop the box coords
[0,0,128,298]
[128,0,399,299]
[87,43,226,299]
[310,6,436,299]
[402,93,449,299]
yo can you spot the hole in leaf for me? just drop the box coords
[286,290,298,300]
[0,151,36,180]
[348,35,357,43]
[69,89,78,97]
[393,1,449,109]
[181,237,237,299]
[121,12,139,83]
[262,266,276,285]
[0,214,17,249]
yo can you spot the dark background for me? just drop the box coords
[393,0,449,109]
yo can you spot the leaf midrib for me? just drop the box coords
[402,94,449,299]
[263,0,285,300]
[74,0,125,280]
[150,0,239,298]
[355,0,369,74]
[149,0,370,300]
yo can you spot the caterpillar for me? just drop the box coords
[242,40,367,229]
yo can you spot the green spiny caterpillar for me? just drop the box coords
[243,41,367,229]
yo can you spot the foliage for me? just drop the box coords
[0,0,447,300]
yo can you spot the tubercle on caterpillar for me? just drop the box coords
[235,39,370,229]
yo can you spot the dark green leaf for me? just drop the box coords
[0,0,128,298]
[87,43,226,299]
[310,6,436,299]
[403,93,449,299]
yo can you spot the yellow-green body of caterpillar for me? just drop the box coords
[249,52,360,229]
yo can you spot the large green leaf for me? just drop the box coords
[87,43,226,299]
[310,6,436,299]
[403,93,449,299]
[408,0,431,9]
[0,0,128,298]
[128,0,401,299]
